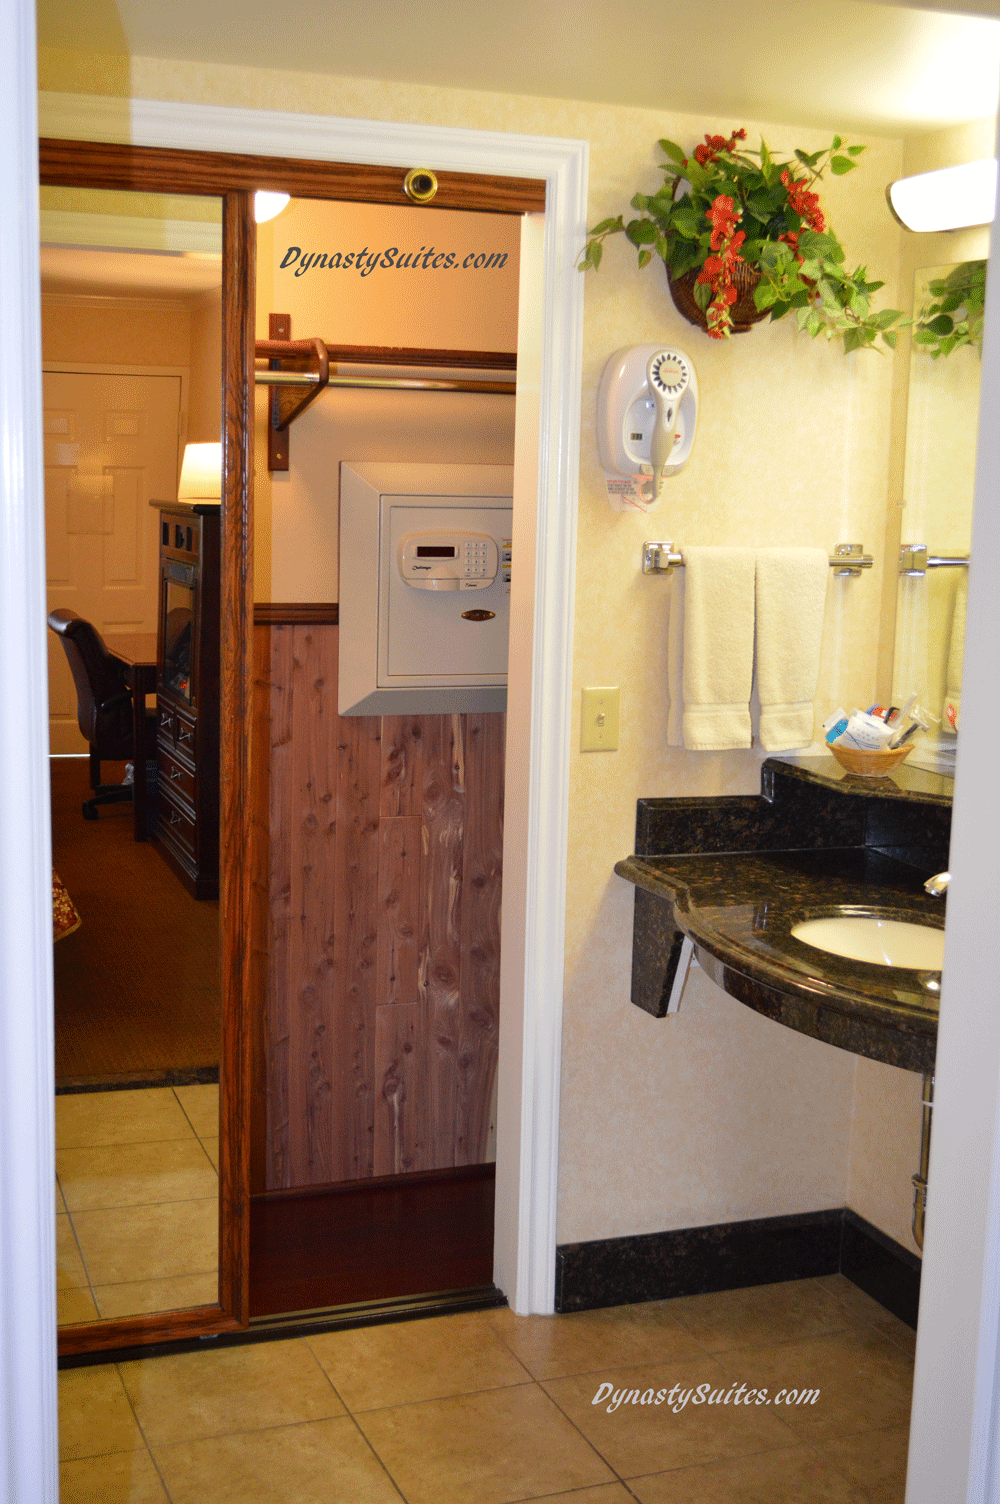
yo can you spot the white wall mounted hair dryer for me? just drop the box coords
[596,344,698,513]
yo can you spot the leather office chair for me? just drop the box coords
[47,609,154,821]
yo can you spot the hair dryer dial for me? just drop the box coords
[645,350,692,502]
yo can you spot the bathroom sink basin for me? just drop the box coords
[791,916,945,970]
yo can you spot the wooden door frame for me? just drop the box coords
[42,135,551,1356]
[44,159,255,1356]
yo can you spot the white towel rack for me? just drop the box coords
[642,541,874,579]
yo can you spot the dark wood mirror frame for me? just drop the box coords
[41,137,545,1358]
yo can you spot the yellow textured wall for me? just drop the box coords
[41,295,191,368]
[187,288,222,444]
[42,52,933,1250]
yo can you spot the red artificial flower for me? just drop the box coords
[780,170,826,232]
[779,229,803,264]
[693,128,748,167]
[707,193,740,248]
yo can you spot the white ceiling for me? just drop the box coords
[40,246,222,298]
[38,0,1000,135]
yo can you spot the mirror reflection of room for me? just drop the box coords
[893,261,984,776]
[42,186,223,1326]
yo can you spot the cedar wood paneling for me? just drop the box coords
[252,621,503,1190]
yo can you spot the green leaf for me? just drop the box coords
[847,144,866,156]
[637,249,652,269]
[830,156,855,175]
[913,330,940,345]
[754,283,779,310]
[587,217,622,235]
[831,135,843,150]
[658,138,687,166]
[625,218,657,246]
[873,307,905,329]
[843,327,865,353]
[672,207,703,238]
[692,280,712,312]
[926,313,955,336]
[882,330,898,349]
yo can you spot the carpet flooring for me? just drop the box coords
[51,757,220,1086]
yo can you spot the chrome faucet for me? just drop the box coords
[924,872,951,897]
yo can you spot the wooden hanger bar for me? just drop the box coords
[257,319,517,471]
[255,341,516,370]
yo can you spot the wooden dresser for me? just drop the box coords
[153,502,220,899]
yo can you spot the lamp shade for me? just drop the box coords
[887,159,998,233]
[178,442,222,501]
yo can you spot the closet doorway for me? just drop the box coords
[42,134,545,1354]
[250,192,520,1314]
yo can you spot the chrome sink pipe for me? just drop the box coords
[912,1072,934,1251]
[909,875,945,1246]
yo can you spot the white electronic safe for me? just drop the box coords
[338,461,513,716]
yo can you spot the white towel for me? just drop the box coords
[666,568,685,746]
[755,547,829,751]
[678,547,755,751]
[943,570,967,734]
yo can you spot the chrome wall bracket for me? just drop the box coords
[642,541,683,575]
[830,543,874,578]
[898,543,970,577]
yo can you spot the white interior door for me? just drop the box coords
[43,370,181,753]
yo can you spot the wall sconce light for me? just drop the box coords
[178,442,222,501]
[887,159,998,233]
[254,191,290,224]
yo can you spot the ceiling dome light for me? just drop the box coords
[254,191,290,224]
[887,159,998,233]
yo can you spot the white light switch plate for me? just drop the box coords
[581,686,620,752]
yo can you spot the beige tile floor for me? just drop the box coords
[58,1272,914,1502]
[56,1085,219,1324]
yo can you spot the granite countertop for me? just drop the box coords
[614,758,951,1074]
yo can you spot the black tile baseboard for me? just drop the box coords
[841,1209,922,1329]
[556,1207,920,1328]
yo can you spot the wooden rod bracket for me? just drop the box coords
[264,315,330,472]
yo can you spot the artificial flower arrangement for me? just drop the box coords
[914,260,986,358]
[579,128,906,352]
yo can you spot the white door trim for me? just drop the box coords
[36,91,588,1316]
[2,15,58,1504]
[903,144,1000,1503]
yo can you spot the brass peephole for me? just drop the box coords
[403,168,439,203]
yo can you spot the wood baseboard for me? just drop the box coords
[249,1163,495,1318]
[253,603,338,625]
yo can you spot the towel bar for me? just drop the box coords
[642,541,874,579]
[898,544,970,577]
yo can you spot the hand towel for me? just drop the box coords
[666,568,685,746]
[755,547,829,751]
[943,570,967,734]
[679,546,755,750]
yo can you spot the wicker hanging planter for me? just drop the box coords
[667,263,769,336]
